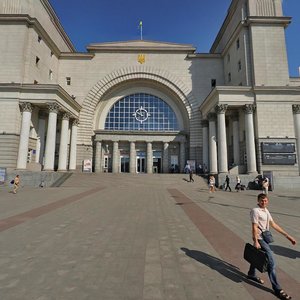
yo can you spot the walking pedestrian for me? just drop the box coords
[208,175,216,193]
[189,169,194,182]
[224,175,231,191]
[13,174,20,194]
[247,193,296,299]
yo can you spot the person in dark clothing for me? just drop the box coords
[224,175,231,191]
[189,169,194,182]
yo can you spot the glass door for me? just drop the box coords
[120,156,130,173]
[136,157,146,173]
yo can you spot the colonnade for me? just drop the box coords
[94,140,186,174]
[16,102,78,171]
[202,104,257,174]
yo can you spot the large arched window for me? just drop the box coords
[104,93,179,131]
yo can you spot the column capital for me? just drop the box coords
[201,120,209,127]
[62,112,71,120]
[207,112,217,121]
[244,104,256,114]
[72,119,79,126]
[20,102,33,112]
[292,104,300,114]
[215,104,228,114]
[47,102,60,114]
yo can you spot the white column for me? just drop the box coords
[163,142,169,173]
[112,141,119,173]
[16,102,32,169]
[129,141,136,174]
[44,103,60,171]
[208,112,218,174]
[232,113,240,165]
[216,104,228,173]
[36,113,47,165]
[69,119,79,171]
[244,104,257,174]
[95,141,102,173]
[202,120,209,168]
[292,105,300,175]
[180,141,185,173]
[147,142,153,174]
[58,113,70,171]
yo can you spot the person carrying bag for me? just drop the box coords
[246,193,296,300]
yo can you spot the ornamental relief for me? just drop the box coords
[20,102,32,113]
[244,104,256,114]
[47,103,60,114]
[215,104,228,114]
[292,104,300,114]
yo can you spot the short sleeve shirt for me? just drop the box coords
[250,207,273,238]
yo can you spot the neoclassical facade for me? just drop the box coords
[1,0,300,177]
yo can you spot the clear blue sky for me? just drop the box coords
[49,0,300,76]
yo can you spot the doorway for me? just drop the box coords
[136,157,146,173]
[120,156,130,173]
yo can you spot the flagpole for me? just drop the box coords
[139,21,143,40]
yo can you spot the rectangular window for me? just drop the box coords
[211,79,216,88]
[49,70,53,80]
[38,36,42,43]
[66,77,71,85]
[238,60,242,71]
[236,38,240,49]
[228,72,231,82]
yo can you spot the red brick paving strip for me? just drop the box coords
[168,188,299,299]
[0,186,105,232]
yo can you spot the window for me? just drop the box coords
[236,38,240,49]
[227,54,230,63]
[49,70,53,80]
[104,93,179,132]
[66,77,71,85]
[211,79,216,88]
[38,36,42,43]
[238,60,242,71]
[35,56,40,66]
[228,72,231,82]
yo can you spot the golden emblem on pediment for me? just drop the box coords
[138,54,145,64]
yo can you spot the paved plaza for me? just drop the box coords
[0,174,299,300]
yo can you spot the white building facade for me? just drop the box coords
[1,0,300,177]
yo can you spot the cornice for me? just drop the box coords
[187,53,222,59]
[246,16,291,27]
[86,40,196,53]
[59,53,95,60]
[0,83,82,111]
[0,14,75,55]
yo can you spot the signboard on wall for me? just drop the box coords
[0,167,6,184]
[263,154,296,165]
[261,142,295,153]
[82,159,92,172]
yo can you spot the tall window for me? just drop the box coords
[104,93,179,131]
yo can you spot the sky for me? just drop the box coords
[49,0,300,77]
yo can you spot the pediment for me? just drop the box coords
[87,40,195,53]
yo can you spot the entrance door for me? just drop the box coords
[136,157,146,173]
[120,156,130,173]
[153,158,161,173]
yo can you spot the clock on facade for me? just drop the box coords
[133,106,151,123]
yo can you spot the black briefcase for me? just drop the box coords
[243,243,268,273]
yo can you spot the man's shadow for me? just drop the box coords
[270,245,300,259]
[181,247,273,293]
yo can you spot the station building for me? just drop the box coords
[1,0,300,179]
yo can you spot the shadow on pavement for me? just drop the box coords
[270,245,300,259]
[180,247,273,293]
